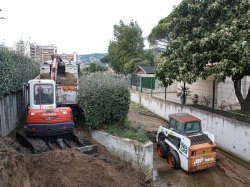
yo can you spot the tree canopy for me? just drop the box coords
[0,47,39,97]
[149,0,250,113]
[106,20,154,74]
[85,63,107,73]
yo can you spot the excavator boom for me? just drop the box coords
[50,55,61,81]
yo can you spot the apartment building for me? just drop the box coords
[13,40,57,62]
[13,40,30,57]
[59,52,78,62]
[13,41,78,63]
[30,43,57,62]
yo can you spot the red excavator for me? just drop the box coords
[16,55,92,153]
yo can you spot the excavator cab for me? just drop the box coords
[24,79,74,137]
[28,79,56,110]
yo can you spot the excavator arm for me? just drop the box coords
[50,55,61,81]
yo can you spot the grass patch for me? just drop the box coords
[104,117,149,143]
[231,109,250,117]
[232,109,242,114]
[129,102,149,113]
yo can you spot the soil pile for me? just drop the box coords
[40,73,77,86]
[0,138,142,187]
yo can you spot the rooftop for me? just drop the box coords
[133,66,155,75]
[169,113,201,123]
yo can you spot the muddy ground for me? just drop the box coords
[128,103,250,187]
[1,102,250,187]
[0,136,144,187]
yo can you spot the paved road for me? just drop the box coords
[152,145,250,187]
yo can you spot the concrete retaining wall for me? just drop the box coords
[131,91,250,163]
[92,131,153,182]
[0,92,25,136]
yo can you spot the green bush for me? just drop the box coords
[0,47,39,97]
[77,73,130,129]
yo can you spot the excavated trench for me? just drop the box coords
[0,137,143,187]
[1,110,250,187]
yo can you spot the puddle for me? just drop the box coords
[152,146,239,187]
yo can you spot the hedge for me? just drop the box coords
[0,47,39,97]
[77,74,130,129]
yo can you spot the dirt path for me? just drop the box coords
[128,102,167,133]
[128,111,166,132]
[128,103,250,187]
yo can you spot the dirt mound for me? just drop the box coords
[0,137,30,153]
[40,73,77,86]
[0,137,142,187]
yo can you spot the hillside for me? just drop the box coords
[79,53,107,64]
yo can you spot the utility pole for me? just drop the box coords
[205,61,216,112]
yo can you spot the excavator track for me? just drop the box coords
[16,130,48,153]
[16,129,96,154]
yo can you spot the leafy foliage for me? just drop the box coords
[77,74,130,129]
[192,94,199,105]
[177,86,191,97]
[85,63,107,73]
[149,0,250,112]
[107,20,154,74]
[0,47,39,97]
[100,55,109,64]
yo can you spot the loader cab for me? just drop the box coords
[28,79,56,110]
[169,114,202,136]
[169,118,202,136]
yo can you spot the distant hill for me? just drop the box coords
[79,53,107,64]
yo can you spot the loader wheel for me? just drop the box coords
[167,150,180,169]
[157,141,169,158]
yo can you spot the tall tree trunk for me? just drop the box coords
[233,79,250,114]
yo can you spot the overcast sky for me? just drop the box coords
[0,0,182,54]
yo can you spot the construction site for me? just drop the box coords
[1,102,250,187]
[0,54,249,187]
[0,131,143,187]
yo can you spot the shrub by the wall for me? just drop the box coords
[77,74,130,129]
[0,47,39,97]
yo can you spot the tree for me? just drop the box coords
[100,55,109,64]
[85,63,107,73]
[0,47,39,97]
[107,20,152,74]
[149,0,250,113]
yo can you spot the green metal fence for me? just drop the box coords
[141,77,155,89]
